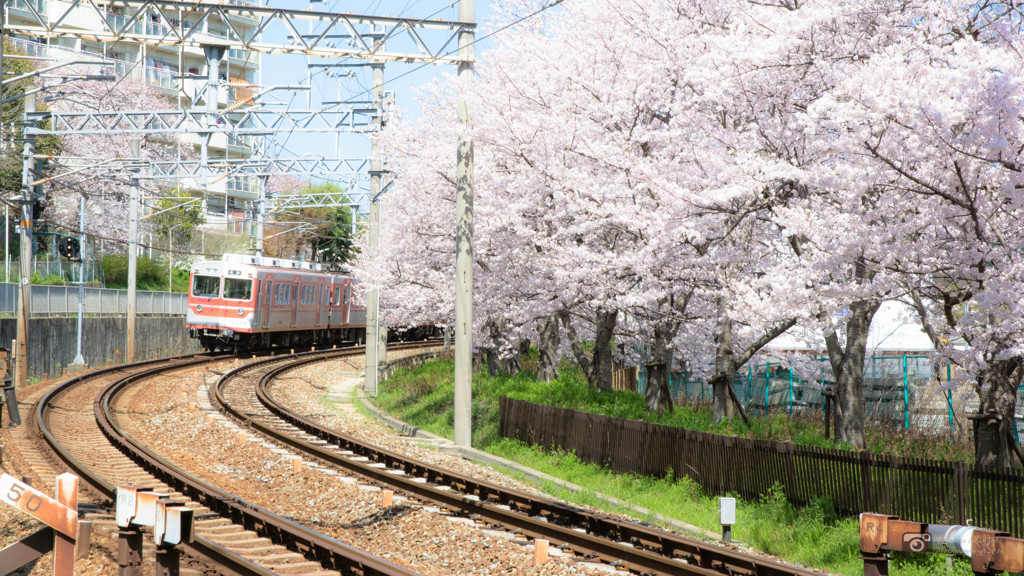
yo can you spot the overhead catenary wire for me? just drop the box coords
[28,1,569,254]
[319,0,570,111]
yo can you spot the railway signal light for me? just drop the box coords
[58,235,81,261]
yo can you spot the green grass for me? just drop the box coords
[103,254,190,292]
[376,356,971,461]
[369,357,986,576]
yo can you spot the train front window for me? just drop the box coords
[224,278,253,300]
[192,275,220,298]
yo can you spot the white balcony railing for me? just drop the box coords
[6,0,45,14]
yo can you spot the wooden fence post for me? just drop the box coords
[823,389,833,440]
[860,450,874,512]
[785,443,797,502]
[953,460,967,525]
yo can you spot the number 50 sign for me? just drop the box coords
[0,473,78,539]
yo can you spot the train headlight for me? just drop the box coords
[237,308,244,316]
[196,305,203,312]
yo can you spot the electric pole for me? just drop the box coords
[364,35,386,396]
[256,175,267,257]
[71,194,86,369]
[15,94,36,391]
[200,41,228,220]
[453,0,475,448]
[126,139,140,363]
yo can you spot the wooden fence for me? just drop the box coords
[499,397,1024,536]
[611,364,637,392]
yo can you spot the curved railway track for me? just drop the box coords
[33,350,420,576]
[212,346,827,576]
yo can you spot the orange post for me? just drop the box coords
[53,474,78,576]
[533,539,548,566]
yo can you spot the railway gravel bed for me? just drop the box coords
[121,347,614,575]
[3,354,403,576]
[0,361,238,576]
[220,349,826,576]
[1,346,824,576]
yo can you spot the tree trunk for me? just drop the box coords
[645,320,675,413]
[502,346,522,375]
[484,318,521,377]
[711,295,797,424]
[518,338,531,358]
[712,295,736,422]
[592,309,617,392]
[973,358,1023,469]
[559,308,618,391]
[824,298,880,450]
[536,316,560,382]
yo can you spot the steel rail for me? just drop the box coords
[209,345,818,576]
[35,353,280,576]
[93,350,422,576]
[259,349,829,576]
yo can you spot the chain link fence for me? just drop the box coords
[633,354,1021,441]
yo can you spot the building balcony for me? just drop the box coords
[5,0,45,17]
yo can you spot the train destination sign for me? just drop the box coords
[0,474,79,539]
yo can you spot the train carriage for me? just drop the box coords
[186,254,366,352]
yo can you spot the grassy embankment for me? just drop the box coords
[361,353,983,576]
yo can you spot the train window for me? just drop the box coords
[192,275,220,298]
[224,278,252,300]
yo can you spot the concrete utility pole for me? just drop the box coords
[126,139,141,363]
[453,0,475,448]
[200,41,228,220]
[71,194,86,369]
[15,94,36,389]
[2,2,6,284]
[364,37,386,396]
[256,175,267,257]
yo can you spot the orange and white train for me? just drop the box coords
[186,254,366,352]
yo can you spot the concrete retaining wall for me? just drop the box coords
[0,317,201,379]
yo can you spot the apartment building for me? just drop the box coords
[3,0,263,232]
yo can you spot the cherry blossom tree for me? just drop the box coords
[42,69,194,250]
[360,0,1024,464]
[813,1,1024,466]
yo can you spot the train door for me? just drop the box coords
[260,279,272,328]
[290,279,299,327]
[343,282,352,324]
[314,280,323,328]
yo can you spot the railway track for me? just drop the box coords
[31,350,421,576]
[212,345,827,576]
